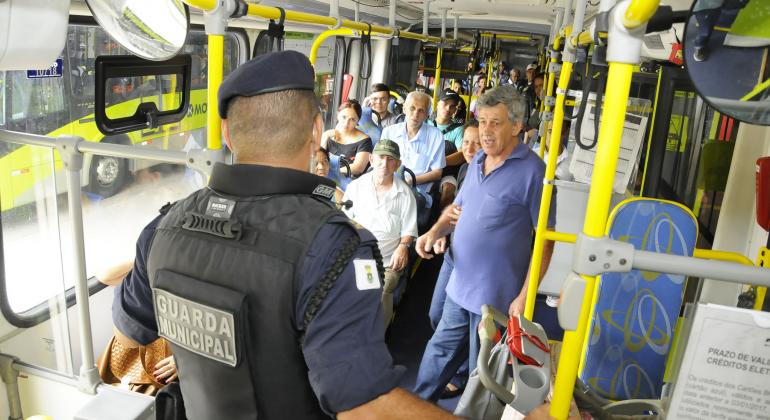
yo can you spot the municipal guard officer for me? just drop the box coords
[111,51,458,419]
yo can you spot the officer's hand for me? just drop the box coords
[433,237,447,254]
[390,244,409,271]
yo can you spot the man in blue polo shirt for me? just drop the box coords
[412,84,556,402]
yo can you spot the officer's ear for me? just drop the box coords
[221,118,233,151]
[311,113,323,149]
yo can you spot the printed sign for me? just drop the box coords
[668,304,770,420]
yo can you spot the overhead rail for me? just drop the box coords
[182,0,443,150]
[480,32,531,42]
[310,28,356,66]
[189,0,443,42]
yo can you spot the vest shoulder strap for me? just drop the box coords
[301,218,384,336]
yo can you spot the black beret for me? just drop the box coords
[217,50,315,119]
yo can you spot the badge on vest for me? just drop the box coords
[205,197,236,220]
[312,184,335,200]
[353,259,381,290]
[154,288,238,367]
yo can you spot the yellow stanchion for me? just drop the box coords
[640,66,663,196]
[549,62,635,420]
[754,247,769,310]
[623,0,661,29]
[432,47,444,110]
[310,29,355,66]
[538,36,562,159]
[183,0,215,10]
[207,35,224,150]
[486,57,493,88]
[523,60,574,320]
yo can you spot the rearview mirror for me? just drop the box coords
[85,0,189,61]
[684,0,770,125]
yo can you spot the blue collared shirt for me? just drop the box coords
[381,122,445,207]
[446,142,556,315]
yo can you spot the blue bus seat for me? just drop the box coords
[578,198,697,401]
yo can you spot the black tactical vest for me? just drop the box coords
[146,164,353,420]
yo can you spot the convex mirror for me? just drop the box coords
[86,0,189,61]
[684,0,770,125]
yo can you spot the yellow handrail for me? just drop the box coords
[544,230,577,243]
[549,62,635,420]
[310,28,355,66]
[693,248,754,266]
[740,77,770,101]
[182,0,441,42]
[523,60,575,321]
[623,0,661,29]
[481,32,531,41]
[694,248,766,310]
[207,35,224,150]
[571,30,593,47]
[755,247,769,310]
[432,47,444,110]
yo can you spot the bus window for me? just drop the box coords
[0,24,246,322]
[104,74,184,120]
[7,67,68,136]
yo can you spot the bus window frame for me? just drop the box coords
[0,19,249,329]
[0,73,5,127]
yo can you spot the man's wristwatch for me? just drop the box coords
[399,242,413,250]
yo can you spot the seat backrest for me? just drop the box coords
[578,198,697,400]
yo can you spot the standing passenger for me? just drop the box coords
[111,51,459,420]
[412,85,556,402]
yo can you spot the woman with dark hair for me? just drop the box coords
[321,100,373,178]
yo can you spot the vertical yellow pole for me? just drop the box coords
[755,247,769,310]
[640,66,663,196]
[433,47,443,110]
[523,60,574,320]
[207,34,224,150]
[549,62,635,420]
[486,57,493,87]
[538,38,561,159]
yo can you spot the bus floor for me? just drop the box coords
[385,253,463,412]
[385,253,565,413]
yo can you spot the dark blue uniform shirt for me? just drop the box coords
[112,166,404,416]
